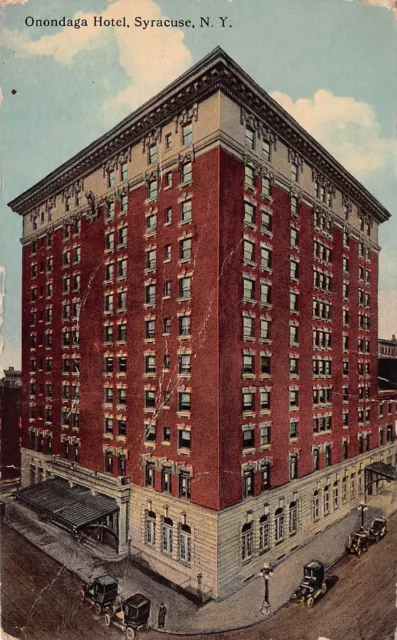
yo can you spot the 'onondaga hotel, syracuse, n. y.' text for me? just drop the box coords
[8,48,397,600]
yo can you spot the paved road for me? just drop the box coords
[1,516,397,640]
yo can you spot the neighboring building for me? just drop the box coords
[378,390,397,453]
[0,367,22,482]
[378,335,397,390]
[7,48,396,599]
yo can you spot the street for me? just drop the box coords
[1,514,397,640]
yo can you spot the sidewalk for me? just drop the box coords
[4,485,397,635]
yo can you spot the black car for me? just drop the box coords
[79,574,119,615]
[105,593,151,638]
[291,561,328,608]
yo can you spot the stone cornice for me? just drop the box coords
[8,47,391,225]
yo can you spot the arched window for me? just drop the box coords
[259,514,269,552]
[162,517,173,556]
[145,510,156,546]
[274,507,284,543]
[179,524,192,565]
[289,501,297,535]
[241,522,253,561]
[312,490,320,521]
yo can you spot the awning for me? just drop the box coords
[365,462,397,481]
[16,477,118,530]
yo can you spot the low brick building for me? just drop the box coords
[0,367,22,482]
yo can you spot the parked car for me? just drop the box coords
[291,561,328,608]
[368,518,387,542]
[104,593,150,638]
[346,531,370,557]
[79,574,119,615]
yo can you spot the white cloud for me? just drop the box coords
[343,0,397,20]
[0,0,28,6]
[270,89,395,179]
[0,0,192,117]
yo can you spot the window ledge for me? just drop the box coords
[177,448,191,456]
[258,444,271,452]
[144,441,156,448]
[177,411,191,418]
[161,441,171,446]
[242,373,256,379]
[242,447,256,456]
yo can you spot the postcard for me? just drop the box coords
[0,1,396,639]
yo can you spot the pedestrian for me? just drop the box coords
[157,602,167,629]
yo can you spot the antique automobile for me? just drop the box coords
[367,518,387,543]
[104,593,151,638]
[291,561,327,608]
[346,531,370,557]
[78,574,119,615]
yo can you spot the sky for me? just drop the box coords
[0,0,396,371]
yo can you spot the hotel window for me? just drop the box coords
[260,354,271,375]
[245,126,255,149]
[289,501,298,535]
[104,418,113,434]
[74,247,81,264]
[63,277,70,294]
[179,277,191,299]
[243,277,255,300]
[262,210,272,232]
[104,293,113,313]
[72,274,80,291]
[145,510,156,545]
[145,284,156,305]
[178,354,191,375]
[120,162,128,182]
[243,354,254,374]
[274,507,284,542]
[163,281,171,297]
[243,316,254,339]
[289,356,299,375]
[259,514,269,551]
[181,162,192,184]
[291,196,298,216]
[261,247,272,270]
[148,179,158,200]
[46,257,53,273]
[290,227,299,248]
[260,283,271,304]
[260,318,271,340]
[65,196,72,212]
[163,318,171,335]
[289,389,299,408]
[242,471,254,499]
[261,464,271,491]
[263,139,271,161]
[178,428,191,450]
[260,423,271,446]
[165,132,172,150]
[359,266,364,281]
[291,162,299,182]
[148,144,157,165]
[290,260,299,280]
[164,244,171,261]
[180,238,192,261]
[105,232,114,251]
[260,389,270,411]
[242,391,255,413]
[161,468,172,494]
[146,212,157,232]
[163,427,171,442]
[262,177,271,198]
[165,172,172,188]
[145,355,156,374]
[245,164,254,188]
[290,292,299,313]
[165,207,172,225]
[104,357,114,373]
[343,230,350,248]
[242,427,255,450]
[179,472,191,499]
[145,423,156,442]
[118,227,127,246]
[72,301,80,318]
[289,420,298,438]
[325,444,332,467]
[178,392,191,413]
[120,194,128,213]
[290,325,299,345]
[323,486,330,516]
[180,200,192,223]
[104,325,113,344]
[182,122,193,146]
[179,524,192,564]
[117,258,127,279]
[163,354,170,370]
[243,240,255,263]
[241,522,253,560]
[107,169,115,188]
[244,201,255,225]
[104,387,113,404]
[145,390,156,409]
[117,388,127,406]
[312,490,320,521]
[179,315,191,336]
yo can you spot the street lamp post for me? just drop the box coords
[260,563,274,615]
[197,572,203,604]
[358,502,368,529]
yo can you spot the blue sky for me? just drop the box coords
[0,0,396,370]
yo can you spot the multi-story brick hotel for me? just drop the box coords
[8,48,396,600]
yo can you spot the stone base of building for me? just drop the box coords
[20,444,397,601]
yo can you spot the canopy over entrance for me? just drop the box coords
[16,477,118,531]
[365,461,397,481]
